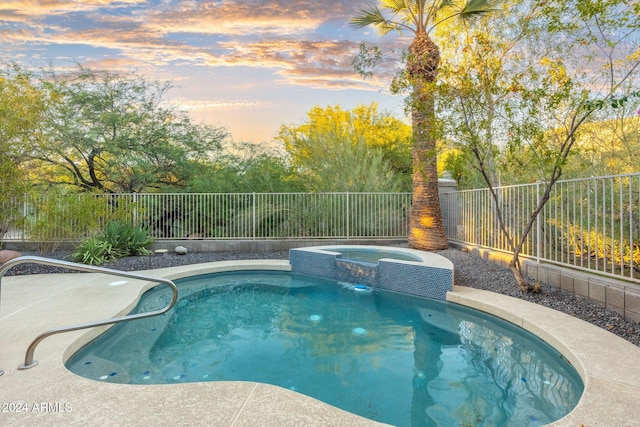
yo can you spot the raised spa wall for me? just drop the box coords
[289,246,454,300]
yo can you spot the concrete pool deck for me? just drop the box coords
[1,260,639,426]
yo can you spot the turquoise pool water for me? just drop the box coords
[66,271,583,427]
[333,247,423,263]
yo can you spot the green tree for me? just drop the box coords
[289,133,402,192]
[277,103,411,191]
[229,148,302,193]
[27,67,229,193]
[437,146,486,189]
[186,142,303,193]
[563,114,640,178]
[435,0,639,291]
[434,0,538,185]
[501,0,638,291]
[0,63,47,239]
[351,0,499,251]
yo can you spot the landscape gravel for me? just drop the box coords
[6,247,640,347]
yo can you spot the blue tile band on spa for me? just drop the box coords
[289,245,454,300]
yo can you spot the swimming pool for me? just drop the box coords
[66,270,583,427]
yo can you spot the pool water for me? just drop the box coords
[66,271,583,427]
[333,247,422,263]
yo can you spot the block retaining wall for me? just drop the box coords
[449,241,640,323]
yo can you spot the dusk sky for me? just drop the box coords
[0,0,410,144]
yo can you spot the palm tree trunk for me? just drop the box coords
[407,31,448,251]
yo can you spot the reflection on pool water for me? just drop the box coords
[66,271,583,427]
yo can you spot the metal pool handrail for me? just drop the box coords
[0,256,178,372]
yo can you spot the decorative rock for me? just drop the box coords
[0,250,22,266]
[175,246,188,255]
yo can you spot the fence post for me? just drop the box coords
[346,192,350,240]
[252,192,256,240]
[438,172,458,239]
[536,180,541,264]
[22,194,28,242]
[132,193,137,226]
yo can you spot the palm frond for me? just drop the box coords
[437,0,456,10]
[381,0,410,14]
[427,0,501,32]
[350,6,388,29]
[350,5,406,35]
[459,0,502,18]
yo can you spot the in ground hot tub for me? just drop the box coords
[289,245,453,300]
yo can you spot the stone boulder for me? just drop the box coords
[0,249,22,266]
[175,246,188,255]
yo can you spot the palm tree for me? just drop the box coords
[351,0,498,251]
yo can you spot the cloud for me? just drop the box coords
[144,1,330,37]
[173,98,273,111]
[0,0,147,16]
[80,57,150,72]
[212,38,401,89]
[2,0,353,34]
[1,0,402,92]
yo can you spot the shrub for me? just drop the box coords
[70,237,109,266]
[71,221,154,265]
